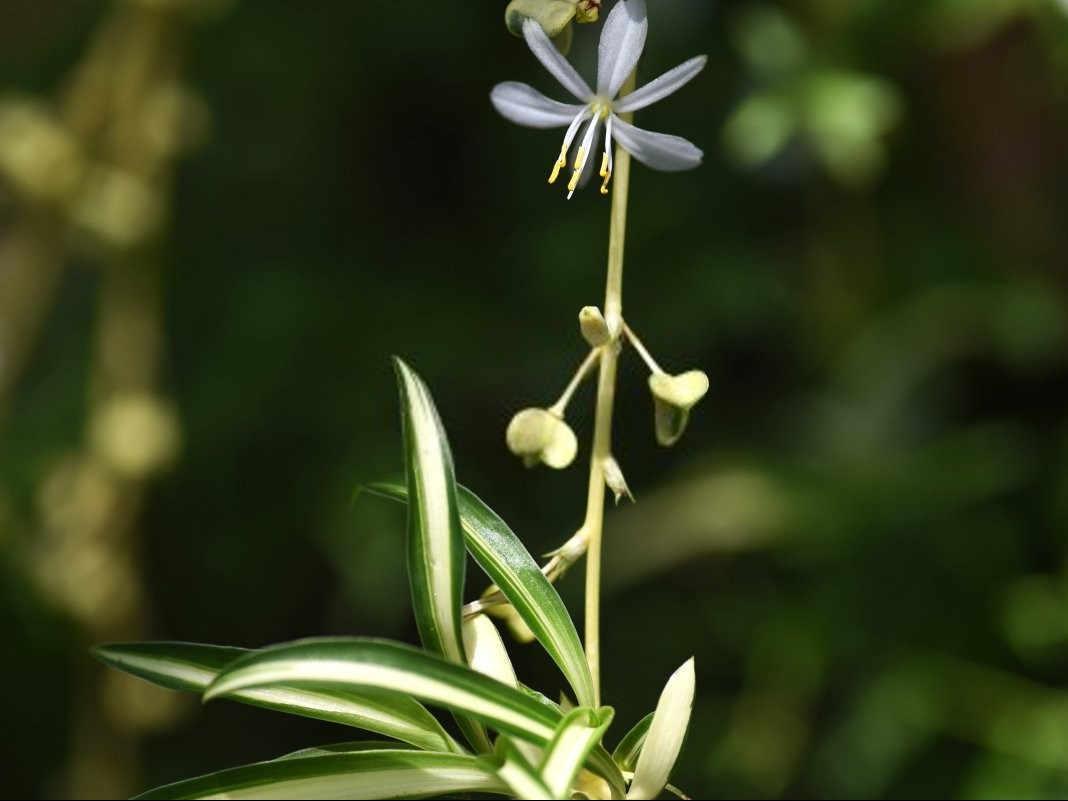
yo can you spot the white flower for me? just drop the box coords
[491,0,706,198]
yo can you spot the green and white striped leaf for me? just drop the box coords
[463,614,518,688]
[393,359,489,752]
[363,480,595,708]
[612,712,654,772]
[393,359,466,664]
[541,706,615,799]
[203,637,626,797]
[131,750,505,800]
[93,642,460,754]
[494,738,554,800]
[276,741,414,760]
[205,638,560,743]
[627,658,696,800]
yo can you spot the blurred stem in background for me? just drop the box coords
[0,0,216,795]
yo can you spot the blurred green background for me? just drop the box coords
[3,0,1068,798]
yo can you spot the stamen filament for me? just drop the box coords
[600,116,615,195]
[568,117,602,199]
[551,108,592,187]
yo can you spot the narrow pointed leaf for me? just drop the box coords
[276,741,414,760]
[205,638,560,743]
[203,638,626,797]
[93,642,461,754]
[541,706,615,799]
[495,738,554,800]
[392,359,466,663]
[131,750,505,800]
[393,358,489,752]
[612,712,654,772]
[628,658,696,800]
[364,480,595,707]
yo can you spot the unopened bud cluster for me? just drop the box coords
[506,305,709,498]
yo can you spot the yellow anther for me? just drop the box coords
[599,153,611,195]
[567,146,587,194]
[568,167,583,194]
[548,149,567,184]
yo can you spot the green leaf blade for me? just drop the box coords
[541,706,615,799]
[204,638,560,745]
[363,480,595,708]
[612,711,654,773]
[93,641,461,754]
[132,750,505,800]
[393,358,467,665]
[494,738,554,801]
[393,359,490,753]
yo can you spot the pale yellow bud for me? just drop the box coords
[649,370,710,447]
[579,305,614,347]
[506,407,578,469]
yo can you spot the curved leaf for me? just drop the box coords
[205,638,560,743]
[393,358,488,752]
[494,738,553,800]
[275,741,415,760]
[541,706,615,799]
[612,711,654,772]
[363,480,595,707]
[392,359,466,663]
[93,642,461,754]
[131,750,505,800]
[203,637,626,797]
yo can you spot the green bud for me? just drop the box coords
[649,370,710,447]
[505,0,577,39]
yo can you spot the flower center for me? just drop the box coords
[590,98,613,120]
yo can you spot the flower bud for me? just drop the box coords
[649,370,709,447]
[506,407,578,469]
[505,0,577,39]
[574,0,601,23]
[579,305,614,347]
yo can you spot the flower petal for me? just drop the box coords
[491,82,583,129]
[522,19,593,102]
[611,117,703,172]
[598,0,648,98]
[614,55,708,114]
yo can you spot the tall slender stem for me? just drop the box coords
[583,74,636,705]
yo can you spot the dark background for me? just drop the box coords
[3,0,1068,798]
